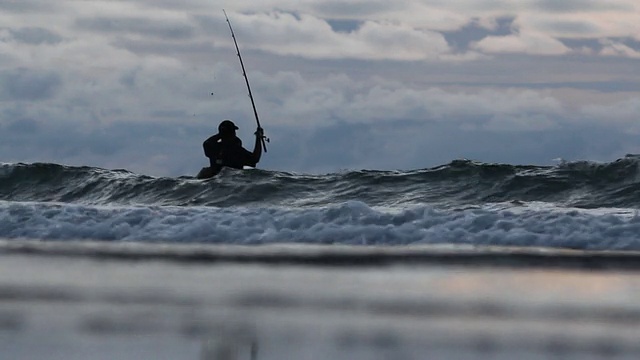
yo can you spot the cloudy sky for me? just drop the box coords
[1,0,639,176]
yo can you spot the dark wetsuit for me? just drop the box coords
[203,135,259,172]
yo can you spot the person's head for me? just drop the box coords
[218,119,238,139]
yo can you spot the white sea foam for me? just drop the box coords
[2,200,640,250]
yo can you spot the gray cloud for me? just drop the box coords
[0,106,40,136]
[119,67,139,88]
[75,17,195,40]
[129,0,211,11]
[3,27,63,45]
[1,0,640,176]
[0,2,58,13]
[442,17,515,52]
[6,118,39,134]
[260,118,640,173]
[111,38,213,58]
[326,19,363,33]
[1,82,637,177]
[0,69,62,101]
[471,79,640,93]
[558,38,604,52]
[617,38,640,51]
[537,20,600,35]
[0,117,199,175]
[210,11,457,61]
[532,0,633,13]
[311,1,400,17]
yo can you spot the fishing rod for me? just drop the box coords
[223,9,268,153]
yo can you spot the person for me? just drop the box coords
[197,119,263,178]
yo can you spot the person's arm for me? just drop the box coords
[245,127,263,167]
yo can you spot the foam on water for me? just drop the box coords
[2,200,640,250]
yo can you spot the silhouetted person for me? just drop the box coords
[197,120,263,178]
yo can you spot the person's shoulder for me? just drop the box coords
[204,134,220,144]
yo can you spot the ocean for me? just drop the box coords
[3,156,640,360]
[2,156,640,249]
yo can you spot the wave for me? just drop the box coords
[2,200,640,250]
[2,155,640,209]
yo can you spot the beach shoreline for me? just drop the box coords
[2,239,640,359]
[3,239,640,270]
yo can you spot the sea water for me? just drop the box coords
[2,156,640,249]
[3,157,640,359]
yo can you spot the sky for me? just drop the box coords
[1,0,639,176]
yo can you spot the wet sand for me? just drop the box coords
[2,240,640,360]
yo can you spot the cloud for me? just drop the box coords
[0,106,40,135]
[599,39,640,59]
[581,97,640,133]
[1,0,639,176]
[208,11,457,61]
[1,27,63,45]
[6,1,638,63]
[0,68,62,101]
[472,24,571,55]
[442,17,515,52]
[204,5,640,59]
[75,16,195,40]
[532,19,601,36]
[326,19,363,33]
[530,0,633,13]
[311,0,399,17]
[0,2,58,13]
[269,116,638,173]
[0,113,204,175]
